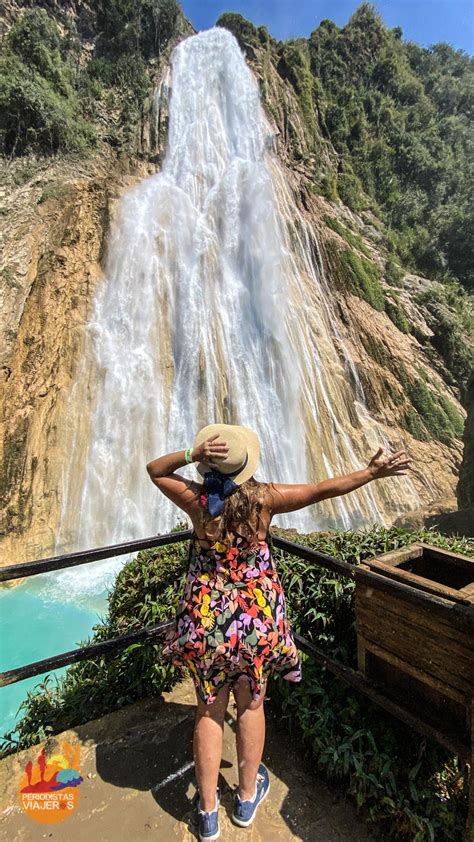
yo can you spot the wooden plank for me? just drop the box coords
[360,638,468,706]
[370,542,474,574]
[294,632,469,760]
[357,618,473,695]
[364,545,423,568]
[418,543,474,573]
[355,588,473,685]
[360,557,472,603]
[356,565,474,630]
[357,636,367,673]
[357,614,474,696]
[355,586,473,651]
[355,599,473,672]
[364,646,470,743]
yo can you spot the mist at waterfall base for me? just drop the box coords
[1,28,419,737]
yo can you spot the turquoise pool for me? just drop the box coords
[0,559,124,741]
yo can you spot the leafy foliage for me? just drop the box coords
[95,0,180,59]
[0,10,97,156]
[457,370,474,508]
[385,296,411,333]
[264,2,473,292]
[324,214,371,257]
[0,1,181,157]
[414,284,474,399]
[216,12,261,52]
[384,256,404,286]
[396,365,464,443]
[277,40,316,133]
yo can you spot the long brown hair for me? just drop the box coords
[197,476,269,547]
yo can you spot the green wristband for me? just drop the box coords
[185,447,193,464]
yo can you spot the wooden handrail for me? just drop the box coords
[271,534,357,578]
[0,530,193,582]
[0,619,176,688]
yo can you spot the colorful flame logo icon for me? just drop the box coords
[18,740,83,824]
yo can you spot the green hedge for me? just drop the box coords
[414,285,474,400]
[269,526,472,840]
[385,296,411,333]
[398,367,465,444]
[324,215,371,257]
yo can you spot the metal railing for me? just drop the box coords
[0,530,470,762]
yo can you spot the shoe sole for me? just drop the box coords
[231,778,270,827]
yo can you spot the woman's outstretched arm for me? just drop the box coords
[268,448,411,515]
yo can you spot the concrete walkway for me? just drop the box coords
[0,677,377,841]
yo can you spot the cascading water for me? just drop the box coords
[52,27,420,598]
[1,27,427,738]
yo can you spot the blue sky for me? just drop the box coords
[180,1,474,54]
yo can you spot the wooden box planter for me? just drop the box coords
[354,543,474,749]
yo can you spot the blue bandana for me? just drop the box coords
[203,470,240,517]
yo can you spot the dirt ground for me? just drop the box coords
[0,676,377,841]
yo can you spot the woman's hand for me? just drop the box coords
[192,433,229,465]
[367,447,411,479]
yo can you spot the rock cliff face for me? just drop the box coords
[216,16,468,508]
[0,2,192,566]
[1,150,160,565]
[0,7,470,569]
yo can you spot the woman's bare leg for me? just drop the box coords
[232,675,267,800]
[193,682,231,811]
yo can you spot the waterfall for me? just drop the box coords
[52,27,420,599]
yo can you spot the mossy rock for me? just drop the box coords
[216,13,259,54]
[339,248,385,310]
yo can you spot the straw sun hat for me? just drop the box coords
[193,423,260,485]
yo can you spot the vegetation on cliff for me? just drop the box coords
[0,8,97,155]
[2,525,472,839]
[217,3,473,475]
[0,0,182,156]
[218,4,473,296]
[1,4,472,519]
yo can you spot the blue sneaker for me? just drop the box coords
[232,763,270,827]
[192,786,220,841]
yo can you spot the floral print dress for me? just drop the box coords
[161,530,302,704]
